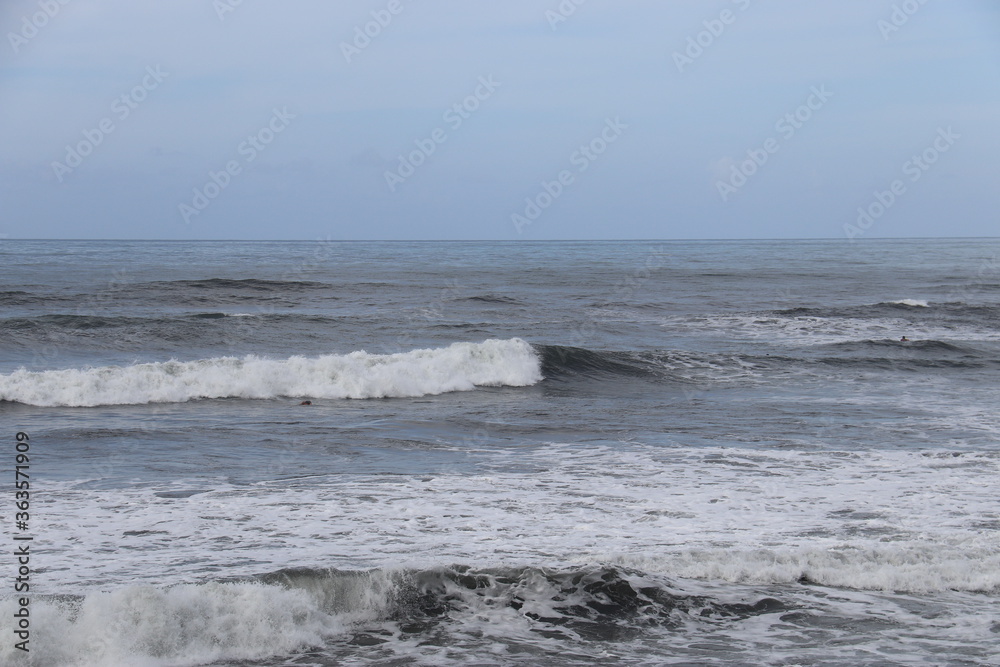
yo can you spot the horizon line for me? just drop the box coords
[3,236,998,243]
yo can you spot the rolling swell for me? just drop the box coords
[535,340,998,390]
[806,339,999,370]
[773,301,1000,325]
[537,344,661,381]
[0,312,345,356]
[146,278,331,291]
[824,339,972,354]
[536,344,765,387]
[463,294,525,305]
[774,301,930,319]
[1,312,340,330]
[0,279,336,310]
[1,314,151,331]
[0,289,71,306]
[118,278,337,307]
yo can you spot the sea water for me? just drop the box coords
[0,239,998,665]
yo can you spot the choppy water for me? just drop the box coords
[1,239,998,666]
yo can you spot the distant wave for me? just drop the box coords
[463,294,525,305]
[129,278,338,306]
[0,339,541,407]
[187,312,329,321]
[773,300,1000,322]
[787,339,996,371]
[148,278,331,291]
[1,311,336,329]
[2,314,150,331]
[774,300,933,318]
[0,279,334,309]
[822,339,972,354]
[0,290,57,306]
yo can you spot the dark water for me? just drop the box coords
[1,239,998,666]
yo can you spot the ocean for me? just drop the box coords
[1,238,998,666]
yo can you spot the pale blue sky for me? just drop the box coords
[1,0,998,239]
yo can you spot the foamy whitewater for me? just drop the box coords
[0,339,541,407]
[1,239,998,666]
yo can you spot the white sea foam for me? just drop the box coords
[6,443,999,665]
[0,338,541,407]
[0,582,345,666]
[617,544,1000,593]
[663,313,1000,345]
[26,445,1000,596]
[889,299,930,307]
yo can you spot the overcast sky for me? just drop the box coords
[1,1,998,240]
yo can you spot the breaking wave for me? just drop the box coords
[4,554,995,667]
[0,339,540,407]
[0,565,785,667]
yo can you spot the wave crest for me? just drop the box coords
[0,338,541,407]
